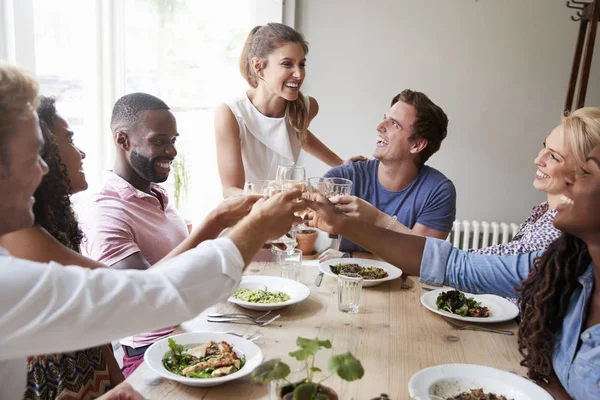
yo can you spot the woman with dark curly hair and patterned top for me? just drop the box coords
[0,96,124,399]
[307,113,600,399]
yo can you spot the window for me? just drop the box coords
[3,0,288,222]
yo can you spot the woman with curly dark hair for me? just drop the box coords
[0,97,124,399]
[306,108,600,400]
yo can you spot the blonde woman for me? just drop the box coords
[215,23,364,198]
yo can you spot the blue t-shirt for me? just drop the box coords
[324,160,456,253]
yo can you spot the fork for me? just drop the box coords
[208,314,281,327]
[207,310,272,321]
[440,316,514,335]
[223,331,263,341]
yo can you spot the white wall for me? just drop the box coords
[295,0,600,224]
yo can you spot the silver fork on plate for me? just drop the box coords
[207,310,271,321]
[208,313,281,327]
[224,331,263,341]
[440,316,514,335]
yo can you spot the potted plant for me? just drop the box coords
[295,229,318,258]
[252,337,364,400]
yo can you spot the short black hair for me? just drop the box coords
[110,92,170,133]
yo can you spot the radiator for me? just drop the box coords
[446,220,521,251]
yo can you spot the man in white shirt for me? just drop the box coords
[0,65,305,399]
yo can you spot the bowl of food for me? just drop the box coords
[408,363,552,399]
[318,258,402,287]
[228,275,311,310]
[144,332,263,387]
[421,289,519,323]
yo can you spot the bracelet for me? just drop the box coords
[386,215,397,230]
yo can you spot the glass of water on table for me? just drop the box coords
[337,272,363,313]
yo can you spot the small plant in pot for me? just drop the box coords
[295,229,318,257]
[252,337,364,400]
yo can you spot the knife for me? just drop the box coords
[315,272,324,287]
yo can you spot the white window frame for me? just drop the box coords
[2,0,292,216]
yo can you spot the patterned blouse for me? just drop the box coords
[470,202,561,255]
[24,347,111,399]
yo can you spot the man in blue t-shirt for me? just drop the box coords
[323,89,456,259]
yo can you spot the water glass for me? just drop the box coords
[337,272,363,313]
[279,248,302,281]
[327,177,352,198]
[276,165,306,181]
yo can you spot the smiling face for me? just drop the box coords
[0,112,49,234]
[51,113,88,194]
[553,145,600,239]
[255,42,306,102]
[127,109,178,183]
[373,101,418,162]
[533,125,576,196]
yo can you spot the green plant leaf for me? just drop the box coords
[289,348,312,361]
[327,352,364,381]
[252,359,291,383]
[293,382,318,400]
[314,395,329,400]
[310,367,322,373]
[291,338,332,361]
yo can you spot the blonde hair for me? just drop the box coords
[562,107,600,168]
[239,23,310,144]
[0,64,39,160]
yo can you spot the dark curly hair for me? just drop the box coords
[518,233,591,382]
[34,96,83,251]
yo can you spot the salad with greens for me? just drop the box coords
[162,338,245,378]
[436,290,490,318]
[232,286,291,304]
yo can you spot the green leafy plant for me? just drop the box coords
[172,154,190,210]
[252,337,364,400]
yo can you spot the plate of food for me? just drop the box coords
[228,275,311,310]
[408,363,552,399]
[145,332,263,387]
[318,258,402,287]
[421,289,519,323]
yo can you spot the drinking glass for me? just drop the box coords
[327,177,353,198]
[278,248,302,281]
[337,272,363,313]
[307,177,333,197]
[276,165,306,181]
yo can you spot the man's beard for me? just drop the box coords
[130,150,168,183]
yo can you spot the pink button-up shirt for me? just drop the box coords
[80,171,189,349]
[80,171,188,267]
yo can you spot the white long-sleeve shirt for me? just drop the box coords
[0,237,244,399]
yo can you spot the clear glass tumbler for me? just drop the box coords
[278,248,302,281]
[337,272,363,313]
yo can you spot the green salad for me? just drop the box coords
[162,338,245,378]
[232,286,291,303]
[436,290,490,317]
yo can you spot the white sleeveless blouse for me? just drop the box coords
[225,93,307,182]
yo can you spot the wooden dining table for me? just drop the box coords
[126,260,526,399]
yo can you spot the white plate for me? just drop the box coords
[408,363,552,399]
[421,288,519,323]
[318,258,402,287]
[145,332,263,387]
[228,275,311,310]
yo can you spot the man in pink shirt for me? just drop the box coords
[80,93,247,376]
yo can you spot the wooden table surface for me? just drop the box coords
[126,261,525,399]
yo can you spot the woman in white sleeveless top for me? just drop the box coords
[215,23,364,198]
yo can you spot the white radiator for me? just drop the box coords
[446,220,521,251]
